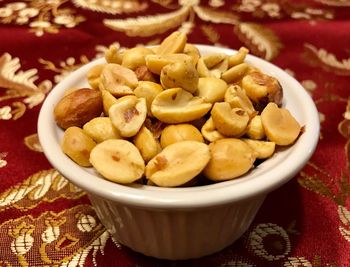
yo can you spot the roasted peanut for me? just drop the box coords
[145,141,210,187]
[203,138,256,181]
[160,124,204,148]
[242,139,275,159]
[224,85,256,118]
[157,31,187,55]
[196,77,228,103]
[183,44,200,65]
[54,88,103,129]
[90,139,145,184]
[134,81,163,117]
[122,47,154,70]
[228,47,249,67]
[109,96,147,137]
[151,88,212,123]
[146,53,192,75]
[246,115,265,140]
[261,103,301,146]
[242,71,283,109]
[160,61,198,93]
[87,64,106,90]
[99,64,138,97]
[101,90,118,116]
[105,44,123,64]
[61,126,96,167]
[201,117,226,142]
[133,126,161,162]
[83,117,120,143]
[221,63,250,83]
[211,103,249,137]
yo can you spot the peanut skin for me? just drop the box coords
[54,88,103,129]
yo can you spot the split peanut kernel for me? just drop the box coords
[203,138,256,181]
[83,117,120,143]
[133,126,161,162]
[157,31,187,55]
[99,64,138,97]
[261,103,301,146]
[109,96,147,138]
[160,124,204,148]
[196,77,228,104]
[61,126,96,167]
[90,139,145,184]
[145,141,210,187]
[151,88,212,124]
[211,102,249,137]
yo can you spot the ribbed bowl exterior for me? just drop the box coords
[89,194,266,260]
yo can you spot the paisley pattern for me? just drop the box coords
[0,0,349,266]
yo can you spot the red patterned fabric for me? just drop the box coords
[0,0,350,266]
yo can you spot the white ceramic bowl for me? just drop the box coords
[38,45,319,260]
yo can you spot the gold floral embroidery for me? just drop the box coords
[104,6,191,37]
[201,25,221,44]
[0,105,11,120]
[193,6,238,24]
[24,133,43,153]
[0,169,85,212]
[0,1,85,36]
[0,152,7,168]
[73,0,148,14]
[232,0,333,20]
[314,0,350,6]
[0,53,52,120]
[304,43,350,76]
[39,56,89,83]
[209,0,225,8]
[298,162,350,243]
[0,205,110,267]
[234,23,283,60]
[104,1,242,37]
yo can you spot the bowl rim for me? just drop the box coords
[38,44,320,209]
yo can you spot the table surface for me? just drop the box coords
[1,0,350,266]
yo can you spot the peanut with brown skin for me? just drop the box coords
[54,88,103,129]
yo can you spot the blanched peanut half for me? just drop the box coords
[133,126,161,162]
[242,71,283,107]
[261,103,301,146]
[134,81,163,117]
[83,117,120,143]
[184,44,200,65]
[87,64,106,90]
[211,103,249,137]
[99,64,138,97]
[221,63,250,83]
[109,97,147,138]
[246,115,265,140]
[197,54,229,78]
[104,44,124,64]
[160,124,204,148]
[145,141,210,187]
[151,88,212,124]
[228,47,249,67]
[90,139,145,184]
[203,138,256,181]
[201,117,226,142]
[101,90,118,116]
[196,77,228,104]
[160,61,198,93]
[224,85,256,118]
[145,53,192,75]
[242,139,275,159]
[157,31,187,55]
[61,126,96,167]
[122,47,154,70]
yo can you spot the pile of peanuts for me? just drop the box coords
[53,31,302,187]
